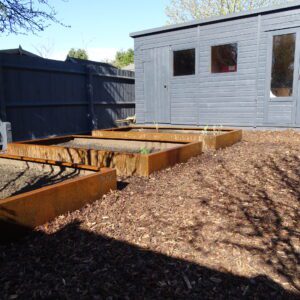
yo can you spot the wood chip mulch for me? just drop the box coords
[0,130,299,299]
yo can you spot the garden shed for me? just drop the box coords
[130,1,300,128]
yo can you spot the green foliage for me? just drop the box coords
[201,125,224,135]
[165,0,285,24]
[202,125,209,135]
[140,148,151,155]
[68,48,89,60]
[113,48,134,68]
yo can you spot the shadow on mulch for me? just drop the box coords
[0,221,298,299]
[117,180,129,190]
[190,150,300,294]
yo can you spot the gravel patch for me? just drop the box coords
[57,140,155,153]
[0,162,81,199]
[57,138,181,154]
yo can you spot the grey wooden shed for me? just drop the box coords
[130,1,300,128]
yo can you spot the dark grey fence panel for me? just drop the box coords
[0,54,135,141]
[6,104,90,140]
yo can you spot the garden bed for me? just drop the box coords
[92,125,242,150]
[7,135,202,176]
[0,154,116,230]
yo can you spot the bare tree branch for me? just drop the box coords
[0,0,68,35]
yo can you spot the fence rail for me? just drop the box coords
[0,54,135,141]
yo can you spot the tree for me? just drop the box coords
[113,48,134,68]
[0,0,65,35]
[67,48,89,60]
[165,0,284,23]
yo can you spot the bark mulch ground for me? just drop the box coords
[0,130,299,299]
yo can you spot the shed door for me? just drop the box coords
[143,46,170,123]
[265,29,300,125]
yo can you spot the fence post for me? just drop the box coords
[86,65,97,130]
[0,66,7,122]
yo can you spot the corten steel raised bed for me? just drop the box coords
[0,154,116,230]
[92,125,242,150]
[6,135,203,177]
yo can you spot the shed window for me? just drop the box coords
[270,33,295,98]
[173,49,195,76]
[211,43,237,73]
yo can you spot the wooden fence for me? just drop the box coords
[0,53,135,141]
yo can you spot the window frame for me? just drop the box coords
[171,44,198,78]
[210,42,238,74]
[266,28,299,103]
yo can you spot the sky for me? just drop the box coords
[0,0,170,62]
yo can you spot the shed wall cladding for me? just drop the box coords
[198,17,258,126]
[135,27,198,124]
[134,5,300,127]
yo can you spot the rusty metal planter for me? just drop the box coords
[6,135,203,176]
[0,154,116,230]
[92,125,242,150]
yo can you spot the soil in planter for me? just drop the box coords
[129,128,225,135]
[0,161,82,199]
[57,138,182,154]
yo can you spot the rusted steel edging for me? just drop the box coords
[215,129,243,149]
[92,130,198,143]
[92,126,242,150]
[146,141,202,175]
[103,124,240,132]
[0,153,101,171]
[6,136,203,176]
[0,154,116,230]
[7,142,90,165]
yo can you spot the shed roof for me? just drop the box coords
[130,1,300,38]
